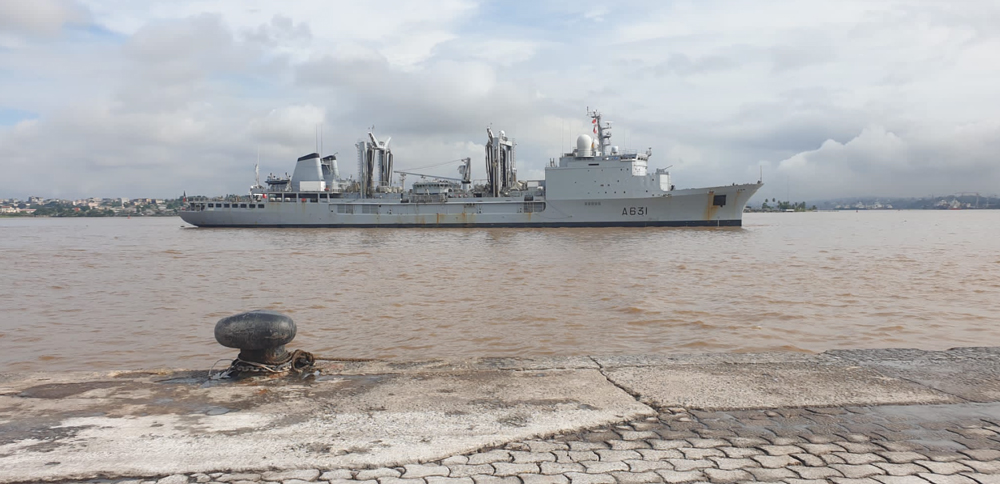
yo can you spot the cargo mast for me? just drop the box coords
[484,127,516,197]
[355,130,394,197]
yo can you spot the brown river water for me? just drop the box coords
[1,211,999,372]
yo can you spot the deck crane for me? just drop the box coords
[396,158,472,190]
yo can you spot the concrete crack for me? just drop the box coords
[589,356,648,406]
[882,371,972,404]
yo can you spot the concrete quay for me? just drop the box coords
[4,347,1000,484]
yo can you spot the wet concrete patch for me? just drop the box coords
[602,362,959,410]
[869,401,1000,423]
[828,347,1000,402]
[0,366,650,483]
[18,381,120,399]
[5,349,1000,483]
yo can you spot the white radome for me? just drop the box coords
[576,134,593,156]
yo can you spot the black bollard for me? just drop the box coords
[215,310,296,365]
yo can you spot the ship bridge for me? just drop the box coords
[544,110,671,201]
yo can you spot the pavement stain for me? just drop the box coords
[27,402,1000,484]
[18,381,121,399]
[8,349,1000,483]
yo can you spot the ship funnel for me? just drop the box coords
[292,153,325,191]
[322,154,340,180]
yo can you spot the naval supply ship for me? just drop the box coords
[180,110,762,228]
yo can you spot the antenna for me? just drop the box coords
[320,123,324,155]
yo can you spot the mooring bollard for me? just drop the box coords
[214,310,314,377]
[215,310,296,364]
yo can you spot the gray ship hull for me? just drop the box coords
[181,110,765,228]
[179,183,761,228]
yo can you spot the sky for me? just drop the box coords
[1,0,998,201]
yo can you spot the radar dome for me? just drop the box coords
[576,134,594,156]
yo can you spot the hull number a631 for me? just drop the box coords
[623,206,648,216]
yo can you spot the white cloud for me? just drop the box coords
[775,124,1000,199]
[1,0,999,200]
[0,0,90,36]
[249,104,326,147]
[78,0,475,66]
[779,126,906,172]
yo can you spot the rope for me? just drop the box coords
[208,358,233,380]
[314,356,377,362]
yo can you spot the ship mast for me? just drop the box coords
[484,127,515,197]
[355,128,394,197]
[587,108,612,155]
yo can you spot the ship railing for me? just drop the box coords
[410,193,448,204]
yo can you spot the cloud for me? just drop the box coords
[1,0,999,200]
[249,104,326,147]
[0,0,90,37]
[780,126,905,171]
[648,53,739,77]
[775,123,1000,199]
[242,15,311,47]
[297,55,502,127]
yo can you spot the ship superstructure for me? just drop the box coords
[180,110,762,227]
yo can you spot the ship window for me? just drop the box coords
[258,204,264,208]
[208,203,214,208]
[320,193,328,200]
[713,195,727,207]
[223,203,230,208]
[240,203,247,208]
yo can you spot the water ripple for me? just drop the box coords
[1,211,999,371]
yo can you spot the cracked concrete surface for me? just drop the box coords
[2,348,1000,483]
